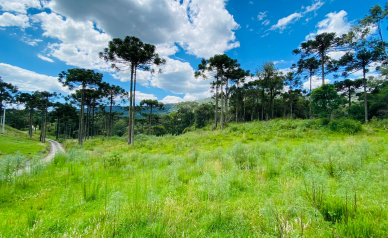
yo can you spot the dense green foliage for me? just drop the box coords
[1,120,388,237]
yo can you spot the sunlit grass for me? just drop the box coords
[1,119,388,237]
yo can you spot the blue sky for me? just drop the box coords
[0,0,386,105]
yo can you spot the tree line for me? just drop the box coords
[1,3,388,145]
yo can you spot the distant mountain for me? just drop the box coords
[102,97,215,117]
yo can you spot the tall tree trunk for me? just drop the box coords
[215,77,219,129]
[243,95,246,122]
[290,102,293,118]
[270,91,274,119]
[363,68,368,123]
[29,108,33,138]
[321,52,325,85]
[79,84,85,146]
[128,65,134,145]
[220,83,224,130]
[309,74,312,119]
[109,95,113,138]
[148,106,152,135]
[56,117,59,140]
[225,79,229,125]
[131,68,137,146]
[348,86,351,107]
[235,89,239,123]
[92,103,95,140]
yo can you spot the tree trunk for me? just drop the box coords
[29,108,33,138]
[225,79,229,125]
[92,102,95,139]
[270,91,274,119]
[363,68,368,123]
[220,83,224,130]
[128,65,134,145]
[348,86,351,107]
[243,95,246,122]
[79,83,85,146]
[309,74,312,119]
[131,68,137,146]
[215,77,219,129]
[56,117,59,140]
[236,89,239,123]
[290,102,293,118]
[149,106,152,135]
[321,52,325,85]
[109,94,113,138]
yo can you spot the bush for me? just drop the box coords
[328,119,362,134]
[152,125,167,137]
[348,104,365,122]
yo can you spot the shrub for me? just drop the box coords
[328,119,362,134]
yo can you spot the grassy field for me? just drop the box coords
[0,126,48,159]
[1,119,388,237]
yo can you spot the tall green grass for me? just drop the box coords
[1,119,388,237]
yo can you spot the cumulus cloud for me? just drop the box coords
[47,0,240,58]
[31,12,111,70]
[134,91,157,102]
[149,58,210,95]
[37,54,54,62]
[0,0,41,14]
[0,63,68,93]
[302,76,330,90]
[160,96,185,104]
[306,10,351,40]
[0,12,30,28]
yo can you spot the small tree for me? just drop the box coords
[140,99,164,135]
[100,82,125,137]
[59,69,103,145]
[334,79,363,107]
[293,57,320,118]
[0,77,18,130]
[311,84,342,119]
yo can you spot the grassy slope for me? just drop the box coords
[0,126,48,159]
[1,120,388,237]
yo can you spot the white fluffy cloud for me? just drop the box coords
[47,0,240,58]
[306,10,351,40]
[149,58,210,95]
[0,0,41,14]
[302,76,331,90]
[0,0,240,101]
[160,96,185,104]
[0,12,30,28]
[0,63,67,93]
[134,91,157,102]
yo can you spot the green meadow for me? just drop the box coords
[0,126,48,159]
[1,119,388,237]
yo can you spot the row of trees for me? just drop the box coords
[1,3,388,144]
